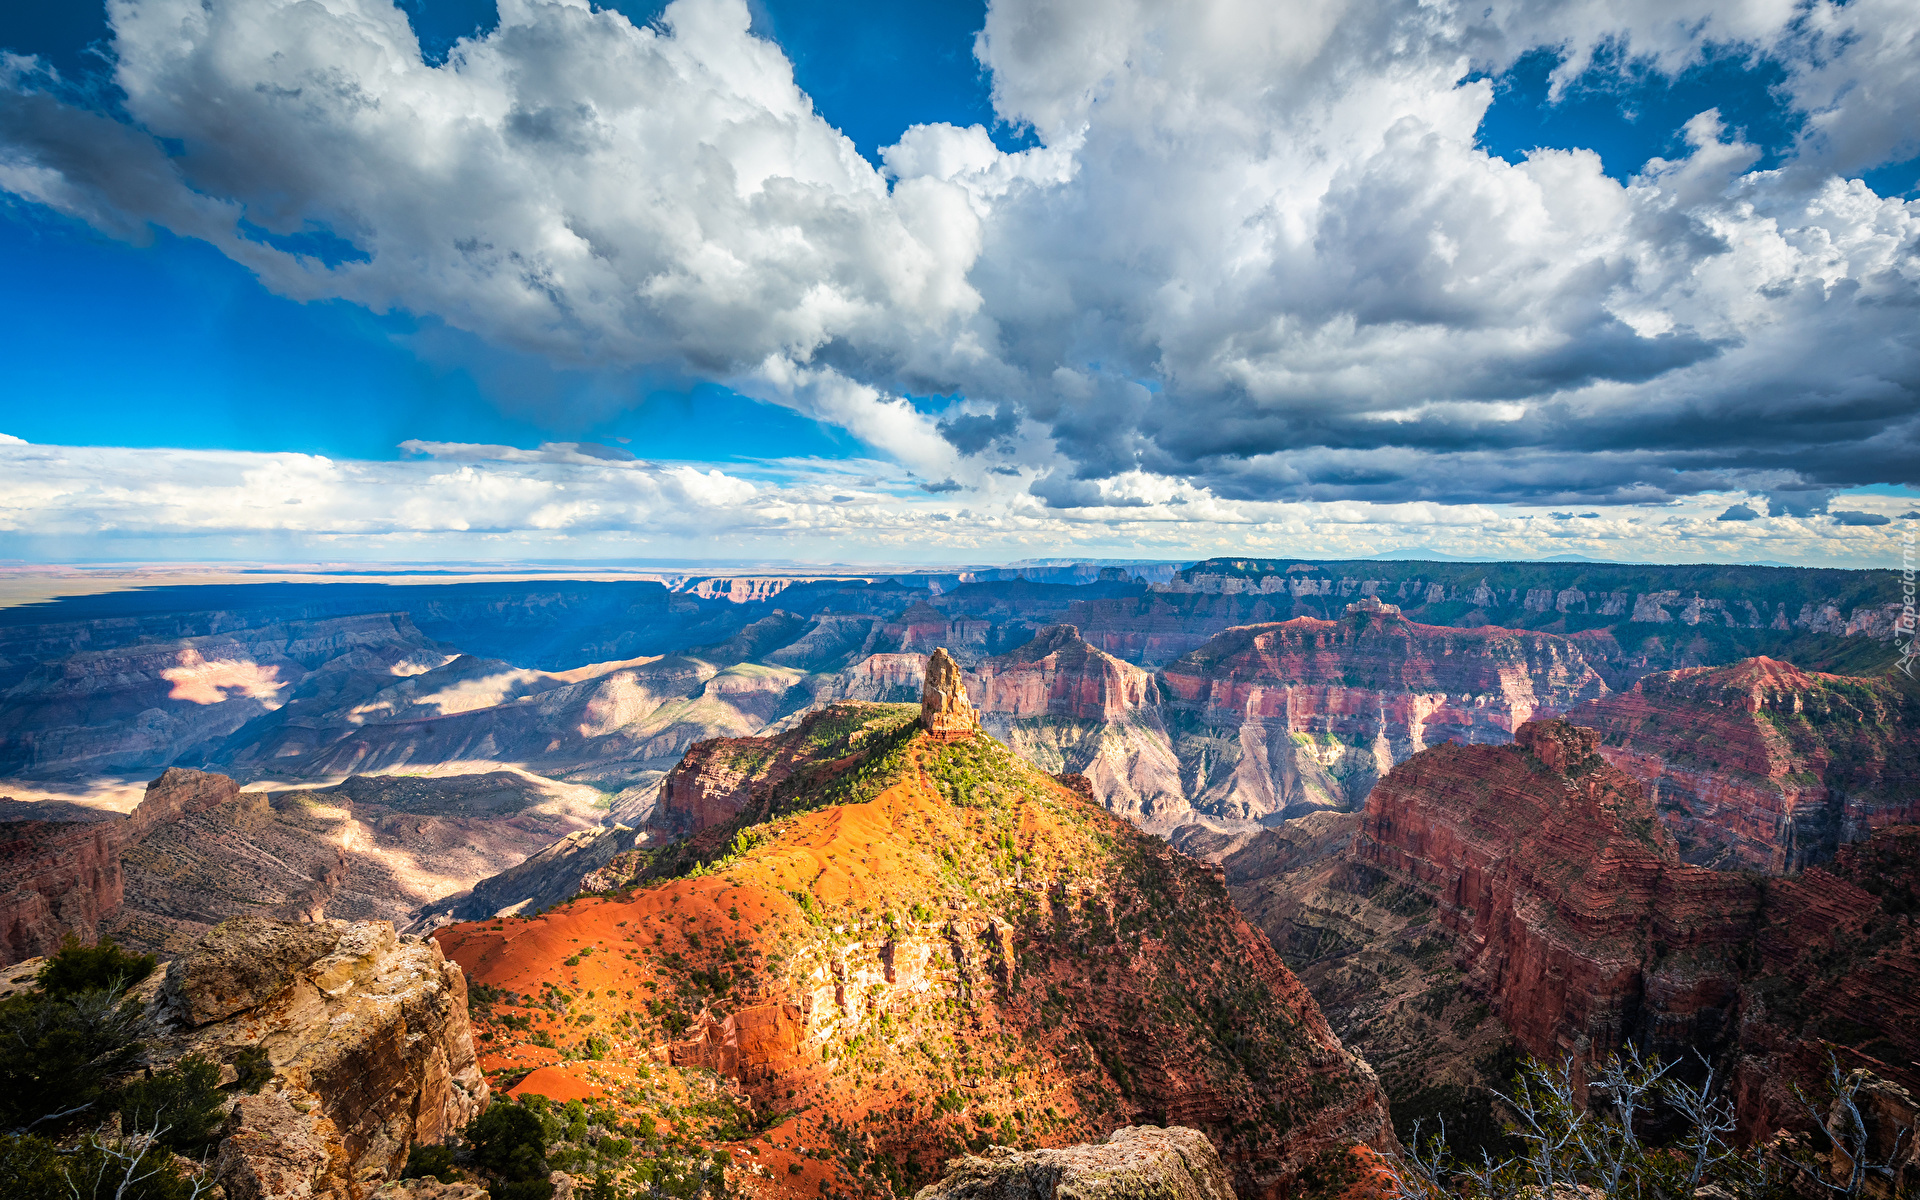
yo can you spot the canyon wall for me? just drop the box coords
[0,809,124,962]
[1566,657,1920,871]
[804,618,1608,834]
[969,626,1187,831]
[0,614,455,779]
[1157,605,1609,825]
[1337,719,1917,1124]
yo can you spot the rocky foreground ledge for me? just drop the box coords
[3,916,488,1200]
[915,1126,1238,1200]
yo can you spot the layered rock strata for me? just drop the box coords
[0,766,234,962]
[1280,719,1920,1130]
[0,614,455,778]
[1355,720,1745,1072]
[970,627,1185,832]
[1566,657,1920,871]
[1156,609,1608,823]
[0,766,605,962]
[1194,811,1524,1151]
[0,809,125,962]
[438,703,1392,1200]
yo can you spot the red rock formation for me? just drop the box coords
[921,648,980,742]
[1566,658,1919,872]
[0,813,124,962]
[1356,721,1712,1071]
[651,738,762,840]
[438,704,1393,1200]
[968,627,1187,832]
[0,767,246,963]
[1351,720,1918,1121]
[1729,826,1920,1136]
[128,766,241,835]
[973,625,1158,720]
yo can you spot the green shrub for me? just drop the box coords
[467,1101,552,1193]
[231,1045,273,1093]
[0,1131,201,1200]
[404,1143,458,1183]
[115,1056,226,1150]
[0,986,146,1131]
[36,936,158,999]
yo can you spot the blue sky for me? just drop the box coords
[0,0,1915,566]
[0,0,1017,462]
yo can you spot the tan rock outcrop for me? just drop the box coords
[921,648,979,741]
[915,1126,1236,1200]
[147,918,489,1200]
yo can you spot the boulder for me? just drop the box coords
[165,917,345,1025]
[141,918,488,1200]
[916,1126,1236,1200]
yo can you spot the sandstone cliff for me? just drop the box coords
[0,766,235,962]
[921,647,979,741]
[437,700,1393,1200]
[1565,657,1920,871]
[167,918,488,1199]
[0,808,124,962]
[0,916,488,1200]
[1222,719,1918,1139]
[970,627,1186,833]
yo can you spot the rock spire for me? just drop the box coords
[921,647,979,742]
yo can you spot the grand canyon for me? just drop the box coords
[1,558,1913,1200]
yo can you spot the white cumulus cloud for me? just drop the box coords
[0,0,1915,533]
